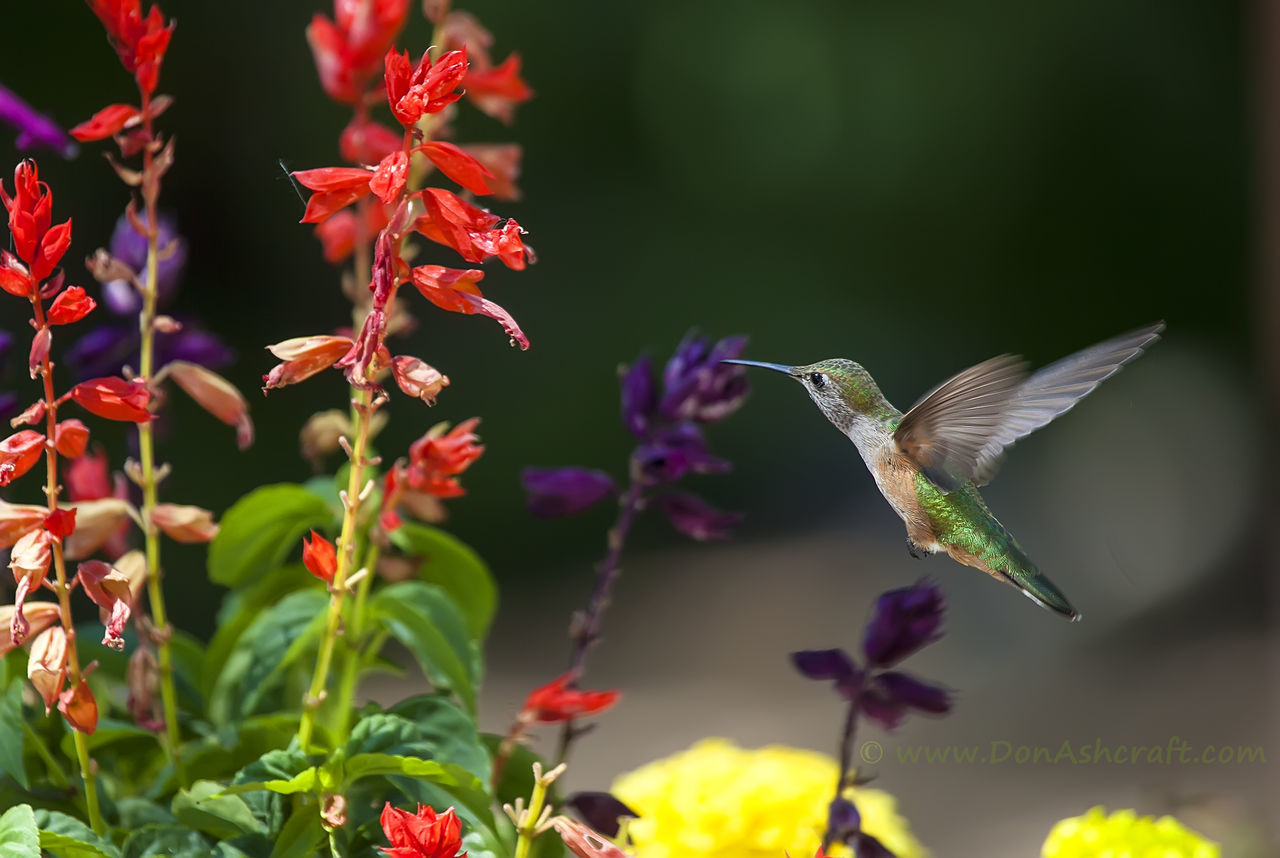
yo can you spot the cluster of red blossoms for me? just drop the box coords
[378,803,464,858]
[71,0,175,143]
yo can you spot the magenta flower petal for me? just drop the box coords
[620,354,656,438]
[652,491,742,541]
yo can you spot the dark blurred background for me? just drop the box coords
[2,0,1271,854]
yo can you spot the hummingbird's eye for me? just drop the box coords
[809,372,828,388]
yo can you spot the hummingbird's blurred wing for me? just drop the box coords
[892,354,1028,493]
[895,322,1165,492]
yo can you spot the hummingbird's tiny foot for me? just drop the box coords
[906,538,929,560]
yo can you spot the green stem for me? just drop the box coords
[297,389,375,751]
[132,89,187,786]
[513,766,555,858]
[330,540,380,742]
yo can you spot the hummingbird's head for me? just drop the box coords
[722,358,891,433]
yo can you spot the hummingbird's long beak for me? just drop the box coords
[721,359,793,375]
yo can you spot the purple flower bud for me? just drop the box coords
[862,579,945,668]
[107,213,187,310]
[634,424,730,484]
[826,798,862,844]
[0,84,77,159]
[792,648,857,683]
[523,467,618,518]
[658,334,751,424]
[102,279,139,316]
[620,355,656,438]
[652,491,742,541]
[855,832,896,858]
[564,792,638,838]
[875,671,951,715]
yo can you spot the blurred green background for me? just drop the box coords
[1,0,1269,852]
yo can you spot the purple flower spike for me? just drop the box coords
[652,491,742,541]
[862,579,945,668]
[0,84,77,158]
[658,334,751,424]
[875,671,951,715]
[523,467,618,518]
[107,212,188,311]
[620,354,656,438]
[565,792,638,838]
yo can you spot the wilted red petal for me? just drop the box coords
[552,818,630,858]
[54,419,90,458]
[417,141,492,195]
[151,503,218,543]
[390,356,449,405]
[409,265,529,349]
[70,103,141,142]
[461,144,522,201]
[0,430,46,487]
[48,286,97,325]
[77,559,132,649]
[520,673,620,723]
[28,327,51,377]
[262,335,354,391]
[302,529,337,583]
[70,377,152,422]
[370,149,409,203]
[0,602,58,657]
[63,498,133,560]
[58,678,98,734]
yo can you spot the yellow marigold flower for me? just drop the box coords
[610,738,927,858]
[1042,806,1220,858]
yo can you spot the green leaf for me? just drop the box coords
[381,697,491,782]
[0,805,39,858]
[120,826,210,858]
[389,522,497,639]
[210,589,328,723]
[208,484,335,588]
[340,753,481,791]
[267,806,325,858]
[172,780,267,839]
[370,582,477,713]
[114,798,174,830]
[227,747,325,797]
[0,680,28,789]
[223,767,324,797]
[33,810,119,858]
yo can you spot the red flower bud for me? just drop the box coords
[69,377,152,423]
[302,529,337,583]
[0,430,45,486]
[54,419,90,458]
[47,286,97,325]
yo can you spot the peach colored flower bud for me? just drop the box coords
[0,602,59,656]
[77,560,133,650]
[390,356,449,405]
[166,361,254,450]
[58,678,98,735]
[0,500,47,549]
[153,315,182,333]
[10,527,51,583]
[300,409,352,469]
[151,503,218,543]
[63,498,134,560]
[263,336,354,391]
[113,550,147,605]
[28,327,50,377]
[54,419,90,459]
[28,625,68,713]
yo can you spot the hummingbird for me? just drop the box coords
[724,322,1165,621]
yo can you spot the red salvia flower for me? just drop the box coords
[76,560,133,650]
[85,0,174,97]
[43,508,77,541]
[53,420,90,459]
[403,418,483,498]
[48,286,97,325]
[413,188,531,270]
[384,47,468,128]
[378,803,465,858]
[370,150,409,203]
[519,673,620,724]
[293,167,374,224]
[69,103,142,143]
[302,529,338,583]
[0,160,72,281]
[0,250,34,298]
[415,142,493,195]
[340,117,403,165]
[0,502,48,549]
[58,678,99,735]
[462,54,533,124]
[0,430,46,487]
[409,265,529,348]
[69,377,152,423]
[307,0,410,105]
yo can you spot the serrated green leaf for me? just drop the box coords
[267,805,325,858]
[340,753,481,790]
[33,810,119,858]
[380,698,491,782]
[0,680,28,790]
[0,804,39,858]
[208,484,335,588]
[210,589,328,724]
[171,780,267,839]
[120,825,210,858]
[389,522,497,639]
[370,582,476,713]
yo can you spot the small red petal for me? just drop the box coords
[369,150,409,204]
[69,377,152,423]
[48,286,97,325]
[418,141,493,195]
[302,529,337,583]
[70,104,142,142]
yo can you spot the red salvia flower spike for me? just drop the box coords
[85,0,175,97]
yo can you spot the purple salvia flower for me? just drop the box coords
[792,649,857,683]
[874,671,951,715]
[862,579,945,668]
[620,354,656,438]
[523,467,618,518]
[634,424,731,484]
[652,491,742,541]
[658,334,750,423]
[0,83,76,158]
[105,213,188,312]
[564,792,638,838]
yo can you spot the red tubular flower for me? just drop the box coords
[294,167,374,224]
[0,250,34,298]
[0,160,71,281]
[307,0,410,105]
[48,286,97,325]
[409,265,529,349]
[384,47,468,128]
[85,0,174,97]
[403,418,483,498]
[463,54,533,124]
[341,117,403,165]
[262,335,355,391]
[303,530,338,583]
[378,803,464,858]
[415,142,492,195]
[69,103,142,143]
[413,189,532,270]
[519,673,620,723]
[370,150,409,203]
[0,430,46,486]
[69,377,152,423]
